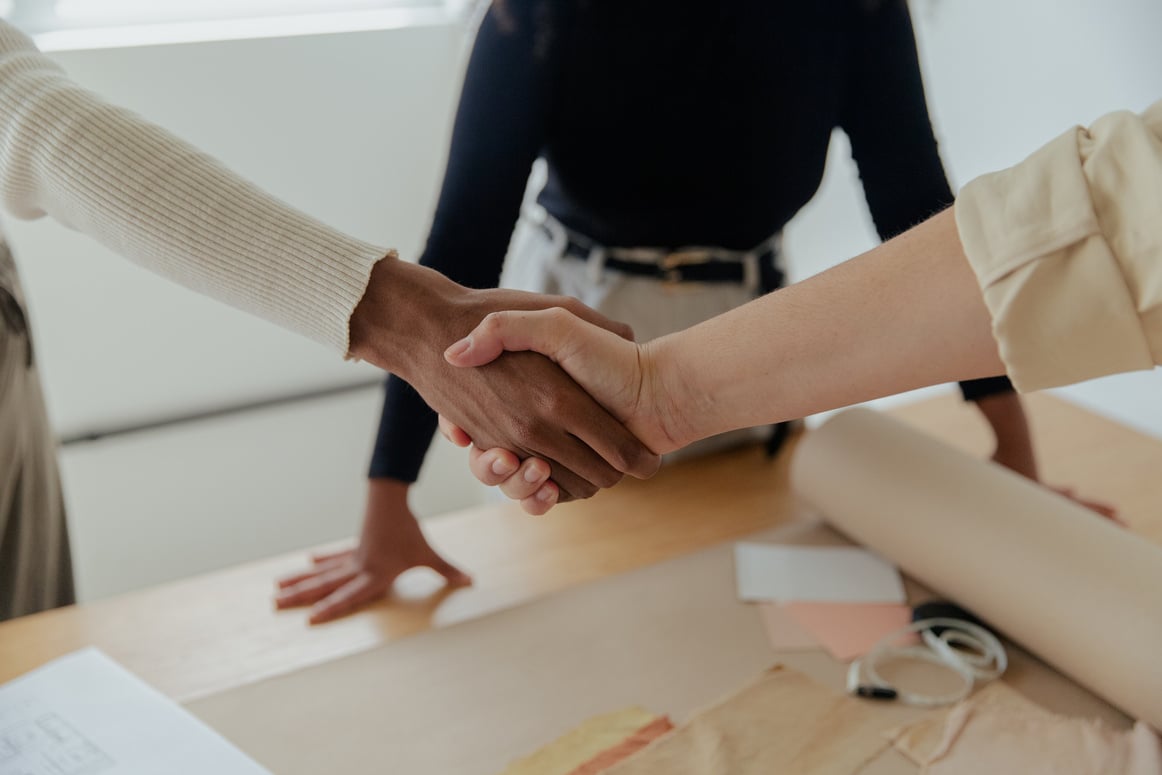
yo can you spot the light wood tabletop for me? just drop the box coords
[1,392,1159,702]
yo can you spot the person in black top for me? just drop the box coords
[275,0,1083,622]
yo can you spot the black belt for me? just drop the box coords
[552,224,794,457]
[558,233,782,288]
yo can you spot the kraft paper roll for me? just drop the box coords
[790,408,1162,729]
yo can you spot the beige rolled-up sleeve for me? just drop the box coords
[955,100,1162,391]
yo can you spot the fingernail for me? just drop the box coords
[491,456,516,476]
[524,465,544,483]
[537,487,556,502]
[444,337,471,360]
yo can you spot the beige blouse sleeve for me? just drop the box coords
[0,22,389,355]
[955,99,1162,392]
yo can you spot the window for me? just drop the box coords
[6,0,446,34]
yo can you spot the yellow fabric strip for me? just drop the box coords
[497,706,661,775]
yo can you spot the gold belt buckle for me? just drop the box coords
[659,249,710,283]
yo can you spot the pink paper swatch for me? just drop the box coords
[757,603,820,651]
[782,602,913,662]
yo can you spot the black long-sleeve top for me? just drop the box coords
[369,0,1013,481]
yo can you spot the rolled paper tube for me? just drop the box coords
[790,408,1162,728]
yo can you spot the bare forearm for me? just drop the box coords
[651,207,1006,444]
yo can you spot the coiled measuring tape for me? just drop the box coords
[846,617,1007,707]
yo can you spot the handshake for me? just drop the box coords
[348,255,697,514]
[282,211,1128,621]
[346,208,1095,520]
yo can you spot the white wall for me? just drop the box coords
[58,385,485,599]
[787,0,1162,279]
[789,0,1162,427]
[12,1,1162,599]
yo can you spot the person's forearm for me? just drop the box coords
[0,22,386,354]
[650,207,1006,445]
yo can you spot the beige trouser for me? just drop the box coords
[0,239,74,620]
[500,211,773,460]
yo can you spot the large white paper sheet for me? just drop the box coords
[734,542,905,604]
[0,648,270,775]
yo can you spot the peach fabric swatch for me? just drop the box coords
[889,681,1162,775]
[757,603,820,651]
[497,706,661,775]
[566,717,675,775]
[782,602,913,661]
[598,665,895,775]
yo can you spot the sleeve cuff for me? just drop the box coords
[958,376,1014,403]
[955,126,1155,392]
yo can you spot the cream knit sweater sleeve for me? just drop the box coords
[0,21,390,355]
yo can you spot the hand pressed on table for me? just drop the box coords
[276,479,470,624]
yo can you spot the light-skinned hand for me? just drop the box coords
[437,306,686,514]
[441,307,687,453]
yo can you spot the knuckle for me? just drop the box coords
[500,483,531,502]
[557,304,578,321]
[570,479,599,499]
[602,442,634,474]
[469,456,493,482]
[621,441,654,473]
[595,468,623,490]
[541,391,570,418]
[480,311,506,334]
[522,499,547,515]
[544,306,572,327]
[509,415,539,445]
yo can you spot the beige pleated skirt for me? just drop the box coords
[0,240,74,620]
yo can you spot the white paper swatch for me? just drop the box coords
[734,542,905,604]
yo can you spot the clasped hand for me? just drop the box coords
[436,307,694,513]
[348,257,661,500]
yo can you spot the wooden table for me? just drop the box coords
[2,393,1160,703]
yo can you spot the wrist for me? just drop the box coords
[348,253,406,371]
[365,478,416,521]
[348,255,467,380]
[368,476,410,500]
[640,334,707,453]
